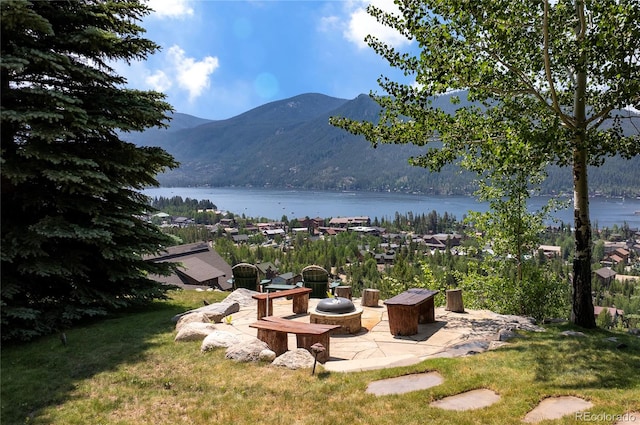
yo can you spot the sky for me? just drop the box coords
[114,0,416,120]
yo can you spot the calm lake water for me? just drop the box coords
[143,187,640,229]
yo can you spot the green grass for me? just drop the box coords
[2,290,639,425]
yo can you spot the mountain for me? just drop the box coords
[121,93,640,196]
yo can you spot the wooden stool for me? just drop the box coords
[362,288,380,307]
[445,289,464,313]
[335,286,352,300]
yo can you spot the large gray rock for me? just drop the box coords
[222,288,259,308]
[176,312,211,332]
[171,302,240,323]
[174,322,217,342]
[259,349,276,362]
[271,348,315,369]
[201,331,241,351]
[225,338,269,362]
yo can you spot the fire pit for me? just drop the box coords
[310,297,362,334]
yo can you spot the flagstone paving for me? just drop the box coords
[214,290,544,372]
[429,389,501,411]
[366,372,444,396]
[522,396,593,423]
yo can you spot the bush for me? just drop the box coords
[454,260,570,321]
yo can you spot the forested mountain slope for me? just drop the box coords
[121,93,639,196]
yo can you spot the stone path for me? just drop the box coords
[523,396,593,423]
[430,389,501,411]
[365,373,608,423]
[366,372,444,396]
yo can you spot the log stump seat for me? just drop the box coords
[362,288,380,307]
[383,288,439,336]
[252,287,312,319]
[249,316,340,363]
[445,289,465,313]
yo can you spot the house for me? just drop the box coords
[538,245,562,258]
[615,247,630,259]
[263,228,286,239]
[270,272,302,286]
[219,218,236,228]
[146,242,232,290]
[606,253,625,265]
[594,267,617,287]
[297,217,324,229]
[603,241,628,254]
[172,216,193,227]
[594,306,624,326]
[423,233,463,250]
[256,262,279,280]
[328,216,370,228]
[232,234,249,244]
[615,274,639,284]
[374,250,397,265]
[318,226,346,236]
[350,226,382,236]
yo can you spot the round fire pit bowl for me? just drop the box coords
[311,297,363,335]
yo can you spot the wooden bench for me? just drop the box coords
[249,316,340,363]
[252,287,312,319]
[384,288,439,336]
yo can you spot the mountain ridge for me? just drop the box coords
[121,93,640,196]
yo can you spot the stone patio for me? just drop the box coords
[205,289,544,373]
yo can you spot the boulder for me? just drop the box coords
[222,288,258,308]
[203,302,240,323]
[201,331,241,351]
[496,329,521,341]
[225,338,269,362]
[176,312,211,332]
[174,322,217,342]
[259,349,277,362]
[271,348,315,369]
[171,301,240,323]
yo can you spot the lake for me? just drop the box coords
[143,187,640,229]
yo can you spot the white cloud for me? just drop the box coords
[342,0,412,50]
[145,70,172,92]
[318,15,340,33]
[146,0,194,18]
[119,45,220,102]
[166,45,219,101]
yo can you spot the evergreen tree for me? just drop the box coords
[1,0,179,341]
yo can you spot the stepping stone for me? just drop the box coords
[523,396,593,423]
[430,389,500,411]
[366,372,444,396]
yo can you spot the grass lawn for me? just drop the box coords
[2,290,639,425]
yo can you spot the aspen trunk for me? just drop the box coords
[570,1,596,329]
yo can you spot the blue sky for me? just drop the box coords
[115,0,416,120]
